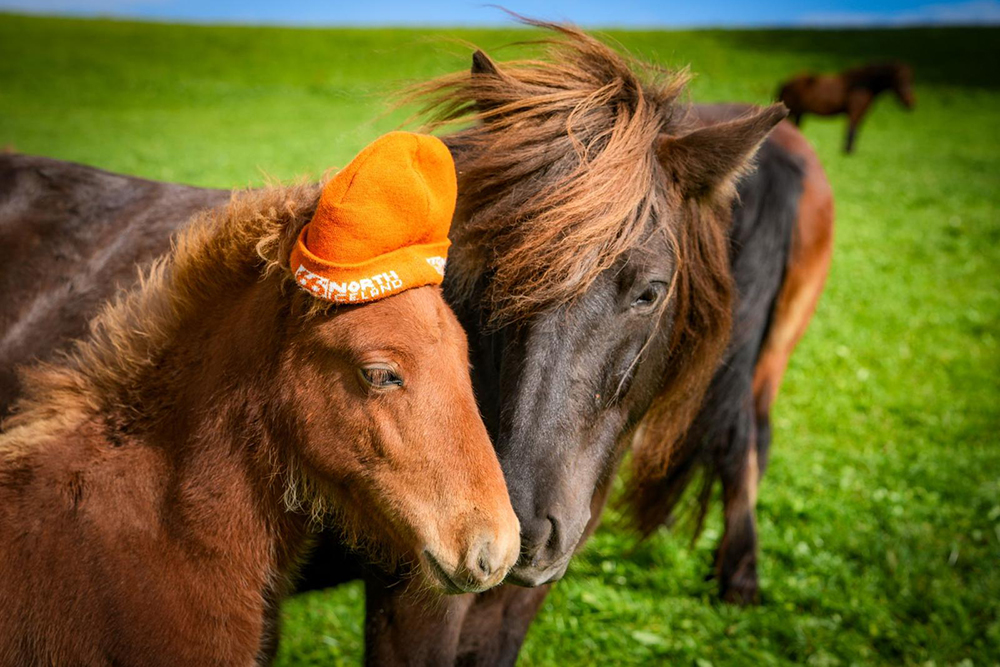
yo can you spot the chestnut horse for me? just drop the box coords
[0,184,520,665]
[777,61,915,153]
[0,22,833,666]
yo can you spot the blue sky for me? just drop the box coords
[4,0,1000,27]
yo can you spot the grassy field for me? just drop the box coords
[2,13,998,666]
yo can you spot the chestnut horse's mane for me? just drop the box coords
[1,183,319,443]
[405,21,735,521]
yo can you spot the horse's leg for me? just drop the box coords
[363,578,474,666]
[845,123,857,154]
[258,588,285,665]
[792,112,803,127]
[454,584,553,667]
[844,90,873,154]
[715,399,762,605]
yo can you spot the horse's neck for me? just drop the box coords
[88,276,307,582]
[0,389,307,661]
[138,278,306,553]
[149,413,310,592]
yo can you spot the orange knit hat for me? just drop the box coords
[289,131,455,305]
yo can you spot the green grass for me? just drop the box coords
[2,13,998,666]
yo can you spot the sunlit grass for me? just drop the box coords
[1,13,997,666]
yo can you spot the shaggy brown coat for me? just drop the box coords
[0,185,519,665]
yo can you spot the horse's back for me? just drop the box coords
[0,154,227,415]
[751,121,834,410]
[777,73,848,116]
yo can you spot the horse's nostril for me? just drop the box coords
[475,547,493,578]
[461,538,498,585]
[518,509,589,572]
[520,514,559,565]
[545,514,560,553]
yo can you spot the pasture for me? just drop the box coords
[1,13,997,666]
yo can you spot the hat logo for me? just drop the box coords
[296,264,404,303]
[426,256,447,277]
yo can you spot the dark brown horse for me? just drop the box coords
[0,22,833,666]
[349,46,833,663]
[0,183,520,664]
[778,61,915,152]
[309,34,831,663]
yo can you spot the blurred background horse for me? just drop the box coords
[777,62,915,153]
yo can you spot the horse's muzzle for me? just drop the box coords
[421,530,519,594]
[506,557,573,588]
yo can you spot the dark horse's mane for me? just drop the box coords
[404,21,736,520]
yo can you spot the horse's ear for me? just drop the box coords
[658,104,788,197]
[471,49,499,77]
[470,49,503,115]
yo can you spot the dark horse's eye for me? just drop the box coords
[631,282,666,310]
[358,365,404,390]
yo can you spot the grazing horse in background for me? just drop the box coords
[778,62,915,153]
[0,180,519,665]
[0,21,833,666]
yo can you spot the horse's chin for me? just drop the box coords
[419,549,494,595]
[506,557,572,588]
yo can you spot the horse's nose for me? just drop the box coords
[520,514,560,565]
[465,540,496,581]
[515,509,589,575]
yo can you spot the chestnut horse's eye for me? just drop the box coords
[631,282,666,311]
[358,365,404,390]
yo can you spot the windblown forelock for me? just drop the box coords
[402,21,689,325]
